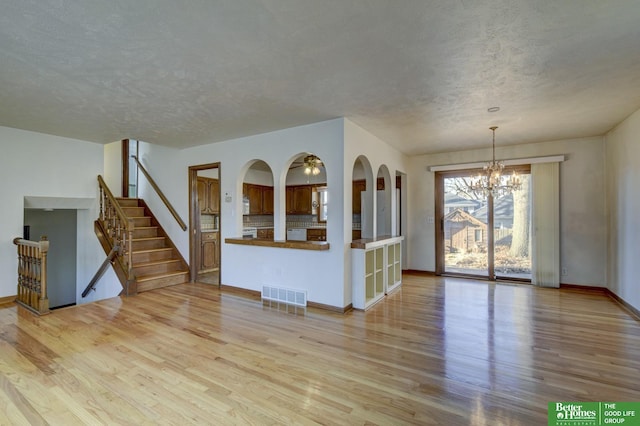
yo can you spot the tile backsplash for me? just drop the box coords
[201,214,218,230]
[243,214,362,229]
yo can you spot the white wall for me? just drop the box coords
[605,108,640,312]
[103,141,122,197]
[0,126,121,302]
[244,167,274,186]
[406,136,606,287]
[343,120,409,304]
[135,118,408,309]
[138,119,348,307]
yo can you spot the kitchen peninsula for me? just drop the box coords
[225,237,330,251]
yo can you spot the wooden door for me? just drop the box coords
[212,233,219,269]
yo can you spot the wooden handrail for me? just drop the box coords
[131,155,187,231]
[82,245,120,298]
[13,236,50,315]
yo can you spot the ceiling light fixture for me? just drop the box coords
[468,126,522,198]
[303,155,321,176]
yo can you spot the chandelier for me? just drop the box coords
[303,155,322,175]
[468,126,522,198]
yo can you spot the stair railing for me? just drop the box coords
[82,244,120,298]
[98,175,135,283]
[13,236,50,315]
[131,155,187,231]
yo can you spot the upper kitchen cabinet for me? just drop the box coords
[244,183,273,215]
[286,185,313,214]
[197,176,219,214]
[242,160,274,216]
[262,186,274,214]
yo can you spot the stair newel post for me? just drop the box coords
[99,184,104,222]
[126,218,135,280]
[114,214,122,251]
[38,236,50,314]
[110,203,118,242]
[27,241,38,307]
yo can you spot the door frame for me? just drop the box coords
[121,139,138,198]
[188,162,221,284]
[435,165,530,280]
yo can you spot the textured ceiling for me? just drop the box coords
[1,1,640,155]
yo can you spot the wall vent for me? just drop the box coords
[261,285,307,307]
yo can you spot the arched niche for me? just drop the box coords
[284,153,327,240]
[352,155,374,239]
[376,165,392,237]
[240,160,274,235]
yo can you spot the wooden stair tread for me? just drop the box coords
[132,236,165,241]
[135,259,182,267]
[136,270,189,282]
[133,247,174,254]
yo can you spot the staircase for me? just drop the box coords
[95,197,189,295]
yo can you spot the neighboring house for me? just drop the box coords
[443,208,487,253]
[472,194,514,230]
[444,193,482,215]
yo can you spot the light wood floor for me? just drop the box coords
[1,273,639,425]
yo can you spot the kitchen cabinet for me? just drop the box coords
[306,228,326,241]
[244,184,273,215]
[246,184,263,215]
[352,180,366,214]
[262,186,274,215]
[200,231,219,272]
[257,228,274,240]
[197,177,219,214]
[286,185,312,214]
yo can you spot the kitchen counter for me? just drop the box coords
[350,235,404,249]
[225,237,330,251]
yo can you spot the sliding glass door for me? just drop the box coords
[436,169,531,281]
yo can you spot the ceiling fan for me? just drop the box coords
[290,154,323,175]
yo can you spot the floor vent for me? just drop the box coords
[262,285,307,307]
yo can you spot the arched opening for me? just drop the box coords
[353,155,374,239]
[285,153,327,241]
[376,165,392,237]
[241,160,274,239]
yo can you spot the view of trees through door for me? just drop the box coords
[438,169,532,281]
